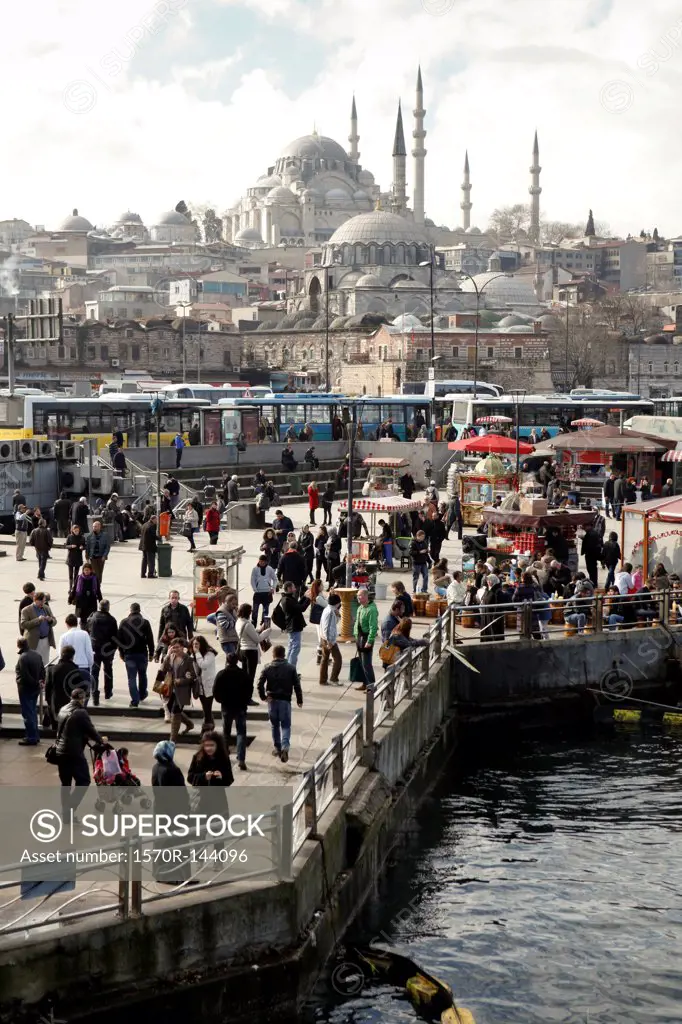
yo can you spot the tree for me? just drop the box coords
[540,219,583,244]
[585,209,595,236]
[486,204,530,240]
[548,321,606,390]
[174,200,201,241]
[596,293,652,334]
[202,208,223,243]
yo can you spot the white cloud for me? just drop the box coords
[3,0,682,235]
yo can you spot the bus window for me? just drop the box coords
[221,411,241,443]
[203,410,222,446]
[359,404,381,436]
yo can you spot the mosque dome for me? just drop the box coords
[156,210,190,225]
[505,324,532,333]
[357,170,375,186]
[235,227,263,243]
[279,134,348,163]
[325,188,350,201]
[353,190,369,200]
[329,211,427,246]
[267,186,297,204]
[465,226,482,235]
[116,211,143,224]
[393,278,424,289]
[425,218,435,227]
[459,271,537,307]
[537,314,563,332]
[497,314,526,327]
[392,313,426,331]
[60,208,93,232]
[355,273,382,288]
[257,173,282,188]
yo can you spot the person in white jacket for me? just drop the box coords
[446,571,467,607]
[318,594,342,686]
[250,554,277,625]
[236,603,271,703]
[191,635,218,728]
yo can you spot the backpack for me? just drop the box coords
[271,600,287,631]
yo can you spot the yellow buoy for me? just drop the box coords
[613,708,682,727]
[441,1007,477,1024]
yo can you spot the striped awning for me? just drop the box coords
[475,415,513,425]
[362,457,410,468]
[662,449,682,462]
[337,496,424,513]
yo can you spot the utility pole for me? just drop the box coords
[6,314,15,396]
[325,267,330,391]
[345,401,357,587]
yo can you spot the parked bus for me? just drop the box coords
[402,379,502,399]
[450,394,654,438]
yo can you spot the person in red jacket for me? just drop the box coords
[204,502,221,545]
[308,481,320,526]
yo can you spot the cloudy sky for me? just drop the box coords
[5,0,682,235]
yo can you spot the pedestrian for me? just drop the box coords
[149,740,192,884]
[399,470,416,499]
[257,644,303,763]
[213,653,252,771]
[14,504,32,562]
[314,525,329,581]
[73,563,102,630]
[12,488,26,510]
[391,581,413,616]
[27,518,53,581]
[446,571,467,606]
[377,519,394,568]
[227,475,240,503]
[187,730,234,812]
[84,520,111,584]
[191,635,218,730]
[429,514,447,563]
[640,476,651,501]
[381,600,405,643]
[299,524,315,582]
[250,553,277,625]
[165,474,180,509]
[44,644,81,729]
[158,590,194,641]
[613,473,626,520]
[278,542,308,596]
[275,581,310,668]
[261,527,280,569]
[603,473,615,517]
[307,480,320,525]
[87,598,118,705]
[353,587,378,693]
[272,509,294,547]
[58,613,94,691]
[581,525,602,588]
[326,526,342,581]
[662,478,674,498]
[112,447,127,478]
[158,637,197,741]
[15,636,44,746]
[117,602,155,707]
[18,582,36,632]
[410,530,431,593]
[52,491,72,538]
[601,531,622,590]
[54,688,107,822]
[236,603,270,698]
[139,513,158,578]
[172,431,185,468]
[70,496,90,533]
[20,590,56,667]
[204,501,221,545]
[321,482,335,525]
[216,593,239,658]
[182,504,199,551]
[480,574,506,642]
[318,593,342,686]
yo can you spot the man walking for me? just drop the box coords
[14,504,32,562]
[139,514,158,578]
[84,520,111,584]
[321,482,335,525]
[410,529,431,593]
[277,542,307,598]
[15,637,44,746]
[603,473,615,518]
[353,587,378,693]
[87,599,118,705]
[257,644,303,763]
[117,602,155,707]
[581,525,602,588]
[172,431,185,468]
[70,496,90,533]
[227,475,240,503]
[52,491,72,538]
[318,593,342,686]
[54,688,107,822]
[251,554,277,626]
[158,589,194,641]
[613,473,626,521]
[276,581,309,668]
[601,531,622,591]
[58,613,94,692]
[28,518,53,581]
[20,591,56,667]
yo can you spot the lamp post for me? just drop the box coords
[418,250,436,363]
[509,387,526,487]
[456,272,512,399]
[322,254,341,392]
[177,301,192,383]
[564,291,570,392]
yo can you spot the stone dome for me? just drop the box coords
[156,210,190,225]
[355,273,382,288]
[116,210,143,224]
[353,190,369,200]
[329,211,427,246]
[459,271,537,307]
[465,226,482,235]
[279,134,348,163]
[504,324,532,333]
[357,170,375,186]
[497,314,526,327]
[60,208,93,232]
[257,173,282,188]
[235,227,263,241]
[537,314,563,331]
[267,186,297,204]
[393,278,425,289]
[325,188,349,201]
[392,313,426,331]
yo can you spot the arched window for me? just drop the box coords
[376,248,384,265]
[343,244,352,264]
[301,349,308,362]
[664,362,669,373]
[383,244,391,265]
[675,362,679,374]
[396,243,406,263]
[408,244,417,264]
[355,245,366,264]
[390,246,398,265]
[283,347,290,363]
[369,245,377,264]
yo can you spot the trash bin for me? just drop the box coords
[159,512,172,538]
[157,541,173,578]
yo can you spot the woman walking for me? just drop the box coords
[314,525,328,581]
[187,730,234,822]
[158,637,197,741]
[73,563,102,629]
[191,635,218,730]
[151,740,192,884]
[260,528,280,570]
[183,504,199,551]
[66,524,86,597]
[235,603,270,697]
[298,523,315,583]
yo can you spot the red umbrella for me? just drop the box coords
[570,417,605,428]
[475,415,513,425]
[448,433,535,455]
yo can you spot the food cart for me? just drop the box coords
[621,495,682,578]
[447,455,517,527]
[361,456,410,497]
[337,495,424,566]
[481,506,597,563]
[550,426,669,503]
[192,547,245,626]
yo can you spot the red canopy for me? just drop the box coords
[448,433,535,455]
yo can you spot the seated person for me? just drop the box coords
[281,445,297,471]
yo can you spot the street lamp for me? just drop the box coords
[322,253,342,392]
[456,271,512,398]
[176,301,192,383]
[509,387,527,487]
[419,249,436,363]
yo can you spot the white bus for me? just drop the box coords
[451,393,654,438]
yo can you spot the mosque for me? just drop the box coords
[226,68,544,320]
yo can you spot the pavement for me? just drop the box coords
[0,494,462,790]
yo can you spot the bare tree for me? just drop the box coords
[596,293,652,334]
[487,204,530,240]
[539,220,583,244]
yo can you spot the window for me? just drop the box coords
[119,344,128,360]
[87,346,96,360]
[151,345,159,358]
[415,348,424,360]
[100,345,109,361]
[118,308,128,318]
[676,363,679,374]
[57,345,65,359]
[70,347,76,359]
[223,351,232,367]
[514,347,522,359]
[452,346,459,358]
[89,309,95,319]
[163,347,170,359]
[125,329,133,338]
[132,345,140,361]
[487,346,494,358]
[648,362,653,373]
[664,362,669,373]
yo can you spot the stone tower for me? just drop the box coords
[348,95,359,162]
[460,150,472,230]
[529,130,542,243]
[412,66,426,226]
[391,101,407,215]
[585,209,595,237]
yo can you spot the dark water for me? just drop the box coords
[306,730,682,1024]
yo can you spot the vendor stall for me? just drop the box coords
[192,547,245,624]
[549,426,670,504]
[338,495,423,567]
[447,455,517,527]
[361,456,410,498]
[481,506,597,564]
[621,495,682,578]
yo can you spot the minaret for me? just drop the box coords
[412,66,426,225]
[391,101,407,215]
[528,130,541,243]
[348,95,359,162]
[460,150,472,230]
[585,209,595,236]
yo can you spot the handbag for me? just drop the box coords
[309,602,323,625]
[379,641,399,666]
[153,670,172,697]
[349,656,366,683]
[259,638,272,654]
[44,744,59,765]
